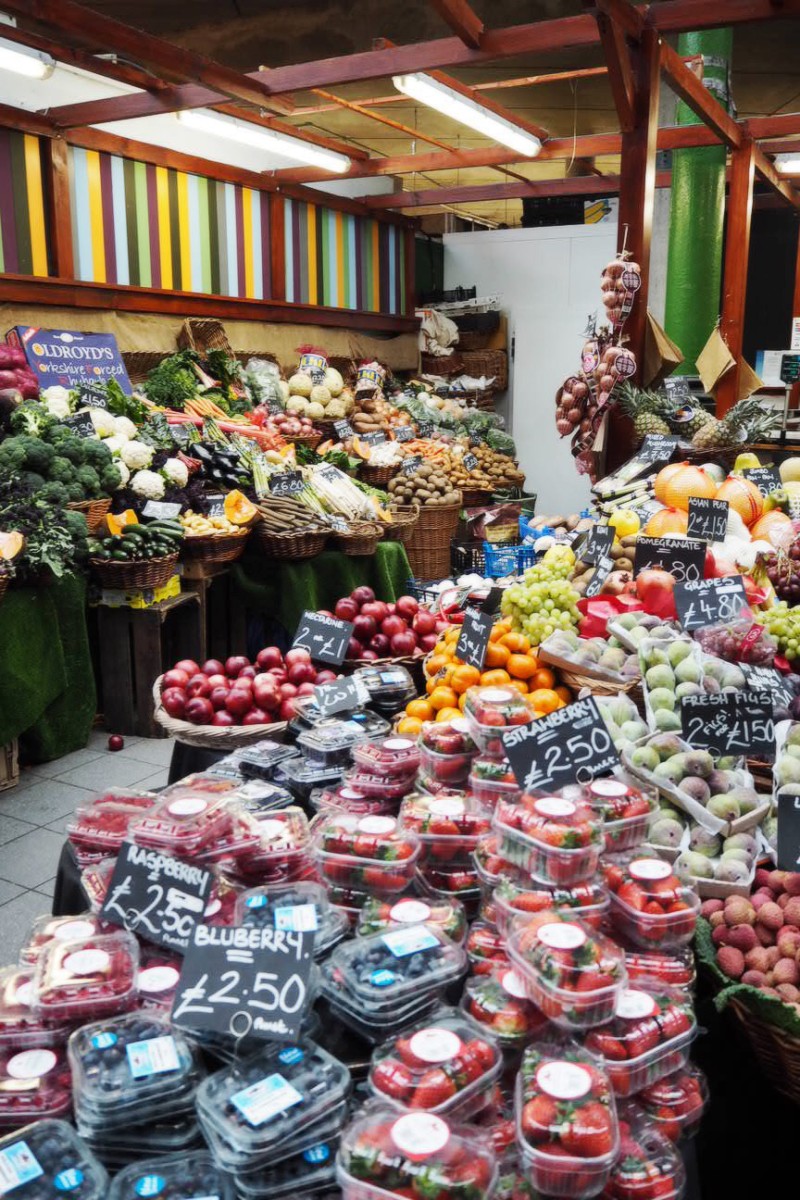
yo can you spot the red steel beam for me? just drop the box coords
[429,0,485,48]
[659,39,743,147]
[594,10,637,133]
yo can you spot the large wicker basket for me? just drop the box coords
[253,524,328,561]
[404,497,462,579]
[360,463,399,488]
[152,677,287,748]
[383,504,421,545]
[68,498,111,535]
[332,522,382,557]
[180,528,250,565]
[177,318,234,357]
[291,431,323,451]
[460,487,494,507]
[459,349,508,391]
[89,553,179,590]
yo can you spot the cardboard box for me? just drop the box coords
[6,326,132,393]
[99,574,181,610]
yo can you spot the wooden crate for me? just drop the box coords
[0,741,19,791]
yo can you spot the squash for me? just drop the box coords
[0,531,24,560]
[224,490,258,526]
[106,509,138,536]
[351,436,372,462]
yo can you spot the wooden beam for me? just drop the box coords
[617,26,661,375]
[309,88,455,151]
[594,11,636,132]
[365,173,645,208]
[717,139,757,414]
[44,138,73,277]
[0,275,420,334]
[0,19,168,91]
[659,40,742,148]
[753,145,800,209]
[429,0,484,48]
[594,0,646,39]
[3,0,294,114]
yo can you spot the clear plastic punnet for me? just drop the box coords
[354,663,417,709]
[494,793,604,886]
[515,1041,619,1199]
[0,1047,73,1128]
[322,924,466,1013]
[622,947,696,994]
[603,1106,685,1199]
[33,931,139,1022]
[468,755,523,808]
[236,741,302,780]
[235,1135,340,1199]
[296,720,370,767]
[368,1007,502,1115]
[67,794,157,854]
[584,986,697,1095]
[336,1105,497,1200]
[461,962,547,1049]
[0,1119,109,1199]
[130,792,232,856]
[313,813,421,895]
[235,881,348,959]
[107,1151,236,1200]
[419,717,477,756]
[21,915,110,966]
[398,793,491,862]
[583,776,656,853]
[274,757,345,801]
[636,1063,709,1141]
[356,896,467,945]
[506,912,627,1029]
[311,782,393,818]
[351,737,422,778]
[341,768,417,802]
[463,686,537,752]
[492,877,609,936]
[603,855,701,950]
[232,807,312,882]
[0,968,66,1048]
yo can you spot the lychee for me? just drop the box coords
[726,925,758,953]
[745,947,770,972]
[723,896,755,926]
[776,983,800,1003]
[752,894,771,912]
[712,925,731,947]
[741,970,767,987]
[784,898,800,927]
[717,946,745,979]
[701,899,724,919]
[765,946,781,968]
[777,928,800,958]
[774,958,800,986]
[761,987,781,998]
[758,902,785,931]
[709,911,726,928]
[768,870,787,893]
[756,923,776,946]
[783,873,800,896]
[754,867,772,889]
[778,893,791,910]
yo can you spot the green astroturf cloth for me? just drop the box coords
[231,542,413,636]
[0,573,96,762]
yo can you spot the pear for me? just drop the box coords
[676,850,714,881]
[675,657,702,685]
[630,745,660,773]
[667,640,693,668]
[654,709,682,733]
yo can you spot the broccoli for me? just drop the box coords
[20,438,55,475]
[39,481,70,506]
[19,472,46,492]
[8,401,55,438]
[63,509,88,539]
[100,463,122,494]
[58,438,87,467]
[82,439,112,470]
[67,482,84,503]
[49,457,74,485]
[46,425,73,447]
[76,465,101,497]
[0,441,27,471]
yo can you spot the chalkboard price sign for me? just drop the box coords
[417,422,434,439]
[394,425,414,443]
[639,434,678,465]
[402,456,422,476]
[586,553,614,598]
[634,535,706,584]
[456,609,494,670]
[100,841,213,954]
[463,452,479,471]
[781,353,800,384]
[679,691,775,759]
[674,576,747,631]
[292,610,354,665]
[502,696,619,793]
[170,424,191,448]
[334,420,354,440]
[77,386,109,410]
[664,377,691,403]
[269,471,304,497]
[743,466,781,498]
[142,501,182,521]
[584,523,615,565]
[63,412,95,439]
[171,924,315,1043]
[363,432,386,446]
[741,664,796,714]
[777,792,800,871]
[204,494,226,518]
[314,675,370,717]
[687,497,729,542]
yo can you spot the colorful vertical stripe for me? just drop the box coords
[68,146,272,299]
[283,197,405,314]
[0,130,49,276]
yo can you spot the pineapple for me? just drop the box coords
[670,405,713,436]
[618,384,672,441]
[691,398,780,452]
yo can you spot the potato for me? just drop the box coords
[616,556,634,572]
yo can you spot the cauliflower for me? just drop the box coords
[324,367,344,397]
[88,407,117,438]
[115,460,130,487]
[307,402,325,420]
[130,469,165,500]
[286,397,309,416]
[288,372,312,398]
[112,415,137,440]
[161,457,188,488]
[121,440,155,470]
[309,384,332,408]
[42,387,72,419]
[104,435,127,455]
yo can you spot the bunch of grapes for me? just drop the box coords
[693,620,776,666]
[757,602,800,661]
[758,545,800,604]
[501,559,581,646]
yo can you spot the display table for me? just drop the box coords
[231,542,413,638]
[0,574,96,764]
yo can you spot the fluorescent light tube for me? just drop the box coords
[0,38,54,79]
[776,153,800,174]
[177,109,350,173]
[393,72,541,157]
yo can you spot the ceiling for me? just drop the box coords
[19,1,800,224]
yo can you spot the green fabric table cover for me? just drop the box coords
[0,574,96,763]
[231,542,412,637]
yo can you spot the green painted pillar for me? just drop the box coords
[663,29,733,373]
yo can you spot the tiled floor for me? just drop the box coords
[0,729,173,964]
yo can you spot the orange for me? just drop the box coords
[555,685,572,704]
[529,688,561,714]
[484,642,510,669]
[426,663,455,694]
[432,641,450,658]
[436,706,462,722]
[458,692,469,711]
[479,669,511,687]
[451,664,481,694]
[531,667,557,691]
[506,679,529,695]
[500,632,531,655]
[429,685,459,712]
[397,716,423,736]
[406,698,434,721]
[425,654,449,679]
[489,619,512,642]
[507,654,538,681]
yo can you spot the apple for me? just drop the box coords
[225,656,250,677]
[202,659,225,676]
[256,646,283,670]
[335,597,359,622]
[186,673,211,698]
[212,710,236,727]
[346,637,364,660]
[268,667,288,685]
[225,689,253,717]
[413,610,437,636]
[353,614,377,642]
[279,698,298,721]
[285,648,312,667]
[351,586,375,607]
[361,649,378,660]
[279,682,299,700]
[174,659,200,677]
[209,686,231,711]
[161,687,186,718]
[288,661,316,685]
[162,668,190,691]
[253,673,280,704]
[361,601,387,623]
[419,633,439,654]
[184,696,213,724]
[386,603,397,615]
[391,631,418,656]
[206,674,229,689]
[238,666,257,680]
[315,670,338,685]
[296,681,316,696]
[435,620,450,634]
[381,615,407,640]
[370,633,391,656]
[242,708,269,726]
[395,596,419,620]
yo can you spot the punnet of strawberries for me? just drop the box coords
[584,986,696,1096]
[604,855,700,950]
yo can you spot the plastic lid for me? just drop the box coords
[352,738,422,776]
[315,813,419,865]
[419,719,476,754]
[68,1015,197,1110]
[462,963,546,1044]
[605,1119,685,1200]
[107,1152,235,1200]
[463,685,536,729]
[507,912,625,994]
[34,932,139,1019]
[235,881,347,955]
[604,854,699,917]
[398,792,491,840]
[324,925,465,1006]
[356,896,467,945]
[516,1042,618,1162]
[0,1119,109,1199]
[131,792,232,854]
[21,914,109,965]
[584,987,695,1063]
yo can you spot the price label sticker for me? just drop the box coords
[455,609,494,671]
[741,664,795,714]
[584,523,615,565]
[634,535,706,584]
[781,353,800,384]
[334,420,354,440]
[142,501,182,521]
[679,691,775,759]
[394,426,414,443]
[463,452,478,471]
[502,696,619,792]
[62,412,95,439]
[313,676,370,717]
[402,456,422,476]
[743,466,781,498]
[687,496,729,543]
[171,924,315,1043]
[269,471,304,497]
[292,610,354,666]
[674,576,747,631]
[204,494,226,518]
[100,842,213,954]
[363,432,387,447]
[586,553,614,598]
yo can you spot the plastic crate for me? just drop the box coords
[406,578,444,605]
[451,539,486,575]
[483,542,536,577]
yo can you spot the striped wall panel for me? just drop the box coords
[68,147,272,299]
[283,198,405,314]
[0,130,49,277]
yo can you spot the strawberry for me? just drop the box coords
[617,881,646,911]
[465,1037,496,1072]
[372,1057,414,1102]
[561,1100,616,1158]
[450,1159,494,1190]
[395,1036,427,1068]
[411,1067,458,1108]
[520,1094,558,1142]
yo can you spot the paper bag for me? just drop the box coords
[643,311,684,387]
[697,327,735,393]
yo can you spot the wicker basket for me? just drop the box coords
[253,524,328,561]
[152,677,287,748]
[332,522,383,557]
[383,504,421,545]
[180,528,250,565]
[460,487,494,507]
[177,318,234,357]
[292,431,323,451]
[122,351,167,387]
[360,463,399,488]
[421,351,463,378]
[68,498,112,535]
[89,553,179,590]
[404,497,462,579]
[459,349,508,391]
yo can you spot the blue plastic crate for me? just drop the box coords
[482,542,536,577]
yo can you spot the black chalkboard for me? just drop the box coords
[204,493,226,517]
[334,420,354,440]
[394,425,414,443]
[634,535,706,584]
[687,497,729,543]
[586,553,614,598]
[456,609,494,670]
[741,664,796,714]
[269,471,304,497]
[402,456,422,476]
[313,675,370,717]
[584,523,615,565]
[777,792,800,871]
[63,412,95,439]
[77,386,109,410]
[639,435,679,465]
[679,691,775,759]
[100,841,213,954]
[363,432,386,446]
[674,576,747,630]
[463,452,478,471]
[743,466,781,498]
[502,695,619,792]
[292,610,354,665]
